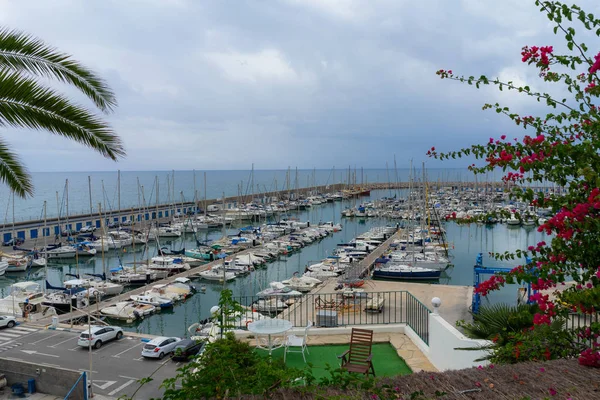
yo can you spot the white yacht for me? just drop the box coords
[198,268,236,282]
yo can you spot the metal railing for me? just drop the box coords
[64,371,87,400]
[233,290,431,345]
[567,312,600,348]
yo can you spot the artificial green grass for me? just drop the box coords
[257,343,412,380]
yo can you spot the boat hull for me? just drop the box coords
[372,269,441,280]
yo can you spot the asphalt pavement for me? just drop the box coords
[0,324,184,399]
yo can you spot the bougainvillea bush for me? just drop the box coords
[431,0,600,365]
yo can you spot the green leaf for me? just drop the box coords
[0,29,116,112]
[0,137,32,197]
[0,69,125,162]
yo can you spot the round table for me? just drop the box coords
[248,319,293,355]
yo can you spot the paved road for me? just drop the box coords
[0,324,184,399]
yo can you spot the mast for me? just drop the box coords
[88,176,93,216]
[98,203,106,278]
[155,175,159,224]
[221,192,226,238]
[386,162,391,198]
[101,180,106,213]
[117,170,121,213]
[11,192,15,244]
[172,169,175,217]
[193,169,197,213]
[204,172,207,218]
[136,177,141,217]
[131,211,136,270]
[286,166,291,200]
[43,201,47,292]
[295,167,299,201]
[251,163,254,203]
[394,155,399,198]
[65,179,69,237]
[55,191,60,241]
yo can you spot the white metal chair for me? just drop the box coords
[284,320,312,362]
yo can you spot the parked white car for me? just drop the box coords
[77,325,124,349]
[141,337,182,359]
[0,315,16,328]
[79,225,97,233]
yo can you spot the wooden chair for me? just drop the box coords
[338,328,375,377]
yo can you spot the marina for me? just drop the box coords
[0,169,556,400]
[0,181,554,399]
[0,179,551,338]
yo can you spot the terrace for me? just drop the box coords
[235,287,491,374]
[249,331,434,376]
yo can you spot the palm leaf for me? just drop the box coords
[0,68,125,161]
[0,28,116,112]
[462,303,536,340]
[0,137,32,197]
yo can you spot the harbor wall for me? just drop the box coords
[0,357,84,399]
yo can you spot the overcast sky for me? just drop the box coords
[0,0,599,172]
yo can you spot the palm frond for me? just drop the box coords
[462,303,537,340]
[0,28,116,112]
[0,137,32,197]
[0,68,125,162]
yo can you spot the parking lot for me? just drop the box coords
[0,324,183,398]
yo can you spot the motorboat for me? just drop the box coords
[74,242,97,257]
[146,256,190,275]
[219,260,252,275]
[153,278,195,301]
[0,260,7,276]
[109,267,164,286]
[0,282,56,319]
[198,268,236,282]
[307,259,345,274]
[184,248,216,261]
[372,264,441,280]
[130,294,173,308]
[100,301,151,321]
[256,282,303,298]
[41,287,94,314]
[303,270,338,279]
[281,275,320,292]
[84,273,124,296]
[252,298,288,313]
[46,245,76,260]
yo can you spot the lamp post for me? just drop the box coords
[88,317,93,398]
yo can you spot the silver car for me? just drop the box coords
[78,325,124,349]
[141,337,182,359]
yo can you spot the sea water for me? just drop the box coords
[0,168,479,222]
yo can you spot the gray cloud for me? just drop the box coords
[0,0,599,172]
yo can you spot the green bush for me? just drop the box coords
[160,332,304,399]
[458,303,581,363]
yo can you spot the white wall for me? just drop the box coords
[426,313,491,371]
